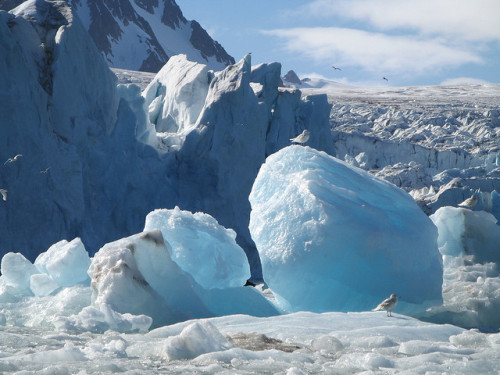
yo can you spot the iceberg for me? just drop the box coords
[87,227,279,329]
[425,207,500,329]
[34,238,90,287]
[249,145,443,313]
[144,207,250,289]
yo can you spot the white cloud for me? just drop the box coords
[263,27,482,76]
[304,0,500,42]
[440,77,491,86]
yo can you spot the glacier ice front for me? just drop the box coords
[426,207,500,330]
[249,145,443,313]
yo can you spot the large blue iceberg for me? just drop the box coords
[249,146,443,313]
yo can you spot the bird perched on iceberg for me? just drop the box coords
[373,294,400,316]
[0,189,7,201]
[4,154,22,165]
[290,129,310,145]
[458,194,478,208]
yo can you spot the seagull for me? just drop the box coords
[0,189,7,201]
[40,167,51,174]
[290,129,310,145]
[332,66,342,71]
[382,77,388,82]
[373,294,400,316]
[458,194,478,208]
[4,154,22,165]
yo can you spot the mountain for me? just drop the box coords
[0,0,235,72]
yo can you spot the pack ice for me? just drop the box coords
[0,208,279,331]
[250,145,443,313]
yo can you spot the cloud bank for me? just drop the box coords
[264,0,498,81]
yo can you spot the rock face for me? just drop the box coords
[1,0,235,72]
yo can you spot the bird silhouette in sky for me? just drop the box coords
[332,66,342,71]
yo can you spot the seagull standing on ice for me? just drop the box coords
[290,129,310,145]
[0,189,7,201]
[4,154,22,165]
[458,194,478,208]
[373,294,400,316]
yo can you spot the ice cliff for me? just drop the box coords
[0,0,333,282]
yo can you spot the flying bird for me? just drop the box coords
[373,294,400,316]
[382,77,388,82]
[0,189,7,201]
[332,66,342,71]
[458,194,478,208]
[290,129,310,145]
[40,167,51,174]
[4,154,23,165]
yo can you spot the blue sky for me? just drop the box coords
[176,0,500,87]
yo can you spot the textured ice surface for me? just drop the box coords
[250,145,443,313]
[34,238,91,287]
[2,311,499,374]
[144,207,250,289]
[425,207,500,330]
[431,206,500,263]
[87,229,278,329]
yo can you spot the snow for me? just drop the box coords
[249,145,443,313]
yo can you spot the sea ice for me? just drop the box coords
[0,252,37,296]
[144,207,250,288]
[34,238,91,287]
[249,145,443,313]
[29,273,59,297]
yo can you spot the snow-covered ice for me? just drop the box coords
[1,306,499,374]
[249,145,443,313]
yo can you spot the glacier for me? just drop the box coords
[1,0,500,373]
[249,145,442,313]
[0,0,334,283]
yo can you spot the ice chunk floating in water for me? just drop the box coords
[144,207,250,289]
[249,145,443,313]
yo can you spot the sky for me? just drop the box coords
[176,0,500,87]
